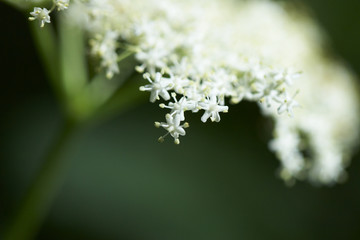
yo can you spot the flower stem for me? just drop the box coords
[3,119,80,240]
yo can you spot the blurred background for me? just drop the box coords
[1,0,360,239]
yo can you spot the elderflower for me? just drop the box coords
[28,0,70,28]
[140,72,173,103]
[199,96,229,123]
[34,0,359,185]
[159,93,196,121]
[155,114,189,144]
[29,7,51,27]
[55,0,70,11]
[276,91,300,117]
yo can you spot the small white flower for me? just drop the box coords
[199,95,229,123]
[160,93,196,121]
[258,89,281,108]
[55,0,70,11]
[29,7,51,28]
[167,73,191,95]
[136,44,168,72]
[140,72,173,102]
[252,80,281,107]
[277,91,300,117]
[155,113,189,144]
[206,69,235,102]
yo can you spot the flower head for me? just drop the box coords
[57,0,360,185]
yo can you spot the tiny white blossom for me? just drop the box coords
[253,81,281,108]
[139,72,173,102]
[199,95,229,123]
[135,44,168,72]
[155,114,189,144]
[29,7,51,28]
[160,93,196,121]
[167,73,191,95]
[55,0,70,11]
[276,91,300,117]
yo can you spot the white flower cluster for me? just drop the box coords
[270,63,359,184]
[29,0,69,27]
[129,1,301,144]
[43,0,360,185]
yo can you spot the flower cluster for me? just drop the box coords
[139,65,299,144]
[130,1,301,145]
[29,0,69,27]
[31,0,359,185]
[89,31,120,79]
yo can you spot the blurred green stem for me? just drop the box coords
[3,18,86,240]
[3,8,146,239]
[4,119,80,240]
[2,0,51,10]
[30,21,66,110]
[58,16,89,121]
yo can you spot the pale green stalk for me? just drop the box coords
[3,120,79,240]
[3,12,145,240]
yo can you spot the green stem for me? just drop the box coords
[117,49,134,62]
[30,21,66,109]
[4,119,80,240]
[2,6,147,240]
[2,0,51,10]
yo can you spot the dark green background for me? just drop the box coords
[1,1,360,239]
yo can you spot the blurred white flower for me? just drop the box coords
[55,0,70,11]
[90,30,120,79]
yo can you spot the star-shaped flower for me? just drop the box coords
[29,7,51,28]
[155,114,189,144]
[140,72,173,102]
[277,91,300,117]
[199,95,228,122]
[160,93,196,121]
